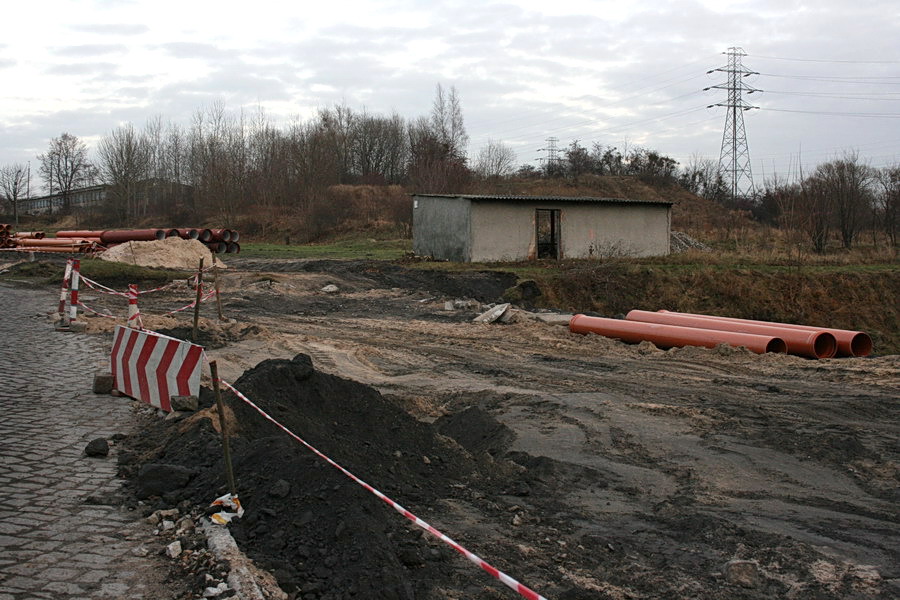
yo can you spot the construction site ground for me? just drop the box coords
[3,255,898,599]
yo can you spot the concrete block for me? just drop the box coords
[473,303,510,324]
[170,395,199,412]
[93,374,114,394]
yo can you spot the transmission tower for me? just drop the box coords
[537,137,563,174]
[705,47,761,201]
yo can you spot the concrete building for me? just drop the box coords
[412,194,673,262]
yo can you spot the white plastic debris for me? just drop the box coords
[210,493,244,526]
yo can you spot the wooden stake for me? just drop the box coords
[212,253,225,321]
[209,360,237,496]
[192,257,204,343]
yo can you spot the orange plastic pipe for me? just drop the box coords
[626,310,837,359]
[16,245,88,253]
[569,314,787,354]
[17,238,90,246]
[56,230,105,238]
[208,229,232,242]
[658,311,872,357]
[177,228,200,240]
[100,229,167,243]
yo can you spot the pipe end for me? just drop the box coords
[766,338,788,354]
[812,332,838,359]
[850,333,874,357]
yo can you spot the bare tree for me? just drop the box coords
[430,84,468,160]
[876,164,900,247]
[97,124,149,220]
[38,133,93,214]
[474,139,516,179]
[0,163,28,226]
[815,152,874,249]
[797,173,833,254]
[564,140,593,178]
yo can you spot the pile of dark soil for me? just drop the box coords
[120,354,535,599]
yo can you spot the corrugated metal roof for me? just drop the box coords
[412,193,674,206]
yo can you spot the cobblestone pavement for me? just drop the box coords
[0,284,180,600]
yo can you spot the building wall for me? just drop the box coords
[412,196,472,261]
[469,200,670,261]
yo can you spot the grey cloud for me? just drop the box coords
[154,68,293,107]
[157,42,227,60]
[0,58,14,70]
[70,24,150,35]
[53,44,128,57]
[45,62,119,77]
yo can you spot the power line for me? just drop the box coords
[763,90,900,101]
[749,54,900,65]
[757,72,900,84]
[760,107,900,118]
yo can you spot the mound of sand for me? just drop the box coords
[100,237,225,270]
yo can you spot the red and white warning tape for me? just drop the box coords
[162,289,217,316]
[216,378,547,600]
[76,300,118,319]
[80,275,129,297]
[137,279,190,295]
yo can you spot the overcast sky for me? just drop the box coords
[1,0,898,189]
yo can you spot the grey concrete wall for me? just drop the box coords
[469,201,670,261]
[412,196,471,261]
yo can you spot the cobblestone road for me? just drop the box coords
[0,284,177,599]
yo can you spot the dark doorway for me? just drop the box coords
[536,209,560,259]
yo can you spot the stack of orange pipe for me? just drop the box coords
[569,309,872,359]
[651,310,872,357]
[569,314,788,355]
[625,310,838,359]
[0,224,13,248]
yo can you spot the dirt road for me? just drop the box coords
[41,257,900,599]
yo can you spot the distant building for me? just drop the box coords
[18,179,194,217]
[18,184,108,215]
[412,194,673,262]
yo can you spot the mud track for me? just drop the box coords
[99,258,899,598]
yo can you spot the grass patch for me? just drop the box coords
[239,238,411,260]
[1,259,189,287]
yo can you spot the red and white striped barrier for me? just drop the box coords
[111,326,203,412]
[126,284,144,329]
[217,378,548,600]
[57,259,73,319]
[69,259,80,324]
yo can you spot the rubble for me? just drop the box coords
[84,438,110,457]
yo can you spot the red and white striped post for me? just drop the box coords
[57,259,73,323]
[68,259,81,324]
[126,284,141,328]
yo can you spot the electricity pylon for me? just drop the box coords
[705,47,761,201]
[537,137,563,174]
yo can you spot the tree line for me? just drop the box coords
[1,85,897,250]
